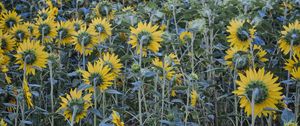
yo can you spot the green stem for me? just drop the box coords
[161,59,166,121]
[93,80,97,126]
[70,106,78,126]
[48,61,55,126]
[102,91,105,117]
[296,81,299,122]
[251,89,258,126]
[138,37,143,126]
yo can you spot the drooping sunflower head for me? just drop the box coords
[0,118,7,126]
[0,11,22,31]
[71,19,86,32]
[23,79,34,109]
[111,110,125,126]
[15,39,49,75]
[279,20,300,56]
[252,45,268,67]
[179,31,192,44]
[224,46,249,70]
[80,61,115,92]
[284,55,300,72]
[72,28,98,56]
[98,52,123,78]
[58,88,92,123]
[34,17,57,43]
[152,57,176,80]
[56,21,76,45]
[233,68,283,117]
[190,89,198,107]
[226,19,256,48]
[10,24,29,42]
[94,1,115,20]
[129,22,163,56]
[0,30,15,53]
[164,53,180,65]
[89,17,112,42]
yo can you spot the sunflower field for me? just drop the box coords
[1,0,300,126]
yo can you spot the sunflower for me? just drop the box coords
[252,45,268,67]
[226,19,256,48]
[279,20,300,56]
[0,11,22,31]
[224,46,249,70]
[34,17,57,43]
[129,22,163,56]
[98,52,123,78]
[0,53,11,83]
[111,110,125,126]
[23,22,35,36]
[179,31,192,44]
[190,89,198,107]
[71,19,86,32]
[0,118,7,126]
[80,61,115,92]
[165,53,180,65]
[15,39,49,75]
[56,21,76,45]
[89,17,112,42]
[37,7,56,20]
[58,88,92,123]
[291,67,300,80]
[233,68,283,117]
[152,57,176,80]
[23,79,33,109]
[94,1,115,20]
[10,24,29,42]
[284,55,300,72]
[0,30,15,53]
[0,2,6,13]
[0,53,9,72]
[122,6,135,13]
[72,27,98,56]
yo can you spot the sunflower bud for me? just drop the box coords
[190,73,198,80]
[131,63,140,72]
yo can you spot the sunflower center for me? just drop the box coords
[95,24,104,33]
[58,28,68,39]
[0,39,7,50]
[39,24,51,36]
[137,31,152,46]
[5,19,16,28]
[74,23,81,31]
[77,32,91,46]
[284,29,300,45]
[245,81,268,104]
[89,73,104,85]
[15,30,25,41]
[232,51,249,70]
[23,50,36,65]
[67,99,84,114]
[237,27,250,41]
